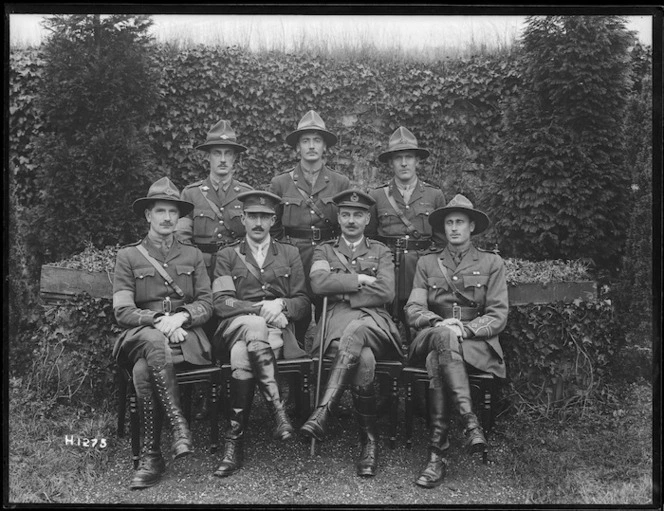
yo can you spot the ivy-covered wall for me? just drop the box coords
[10,45,519,217]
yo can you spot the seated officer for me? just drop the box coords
[300,190,403,478]
[112,177,213,490]
[404,194,508,489]
[211,190,310,478]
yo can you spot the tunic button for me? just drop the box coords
[219,220,224,224]
[310,210,315,215]
[452,276,458,281]
[260,269,265,273]
[220,207,224,212]
[477,283,481,287]
[163,263,168,267]
[217,234,222,238]
[405,205,410,210]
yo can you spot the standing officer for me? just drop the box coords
[211,190,310,478]
[405,194,507,489]
[366,126,447,330]
[175,119,253,418]
[176,119,253,282]
[112,177,213,490]
[300,190,403,478]
[269,110,351,345]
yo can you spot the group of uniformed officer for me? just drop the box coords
[112,111,509,491]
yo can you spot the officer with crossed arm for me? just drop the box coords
[300,190,402,478]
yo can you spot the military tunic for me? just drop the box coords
[309,237,403,360]
[366,178,447,321]
[176,177,253,281]
[269,163,351,283]
[212,238,310,361]
[112,237,213,365]
[404,243,508,378]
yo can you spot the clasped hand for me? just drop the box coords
[255,300,288,328]
[155,312,188,344]
[435,318,465,339]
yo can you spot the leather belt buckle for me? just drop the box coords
[452,304,461,321]
[162,297,172,315]
[311,227,321,241]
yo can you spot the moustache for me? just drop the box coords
[252,227,265,232]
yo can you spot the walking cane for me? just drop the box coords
[310,295,328,456]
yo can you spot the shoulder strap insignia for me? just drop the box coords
[184,180,203,189]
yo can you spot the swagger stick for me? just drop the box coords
[310,296,329,456]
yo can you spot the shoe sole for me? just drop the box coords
[213,468,239,478]
[299,426,324,442]
[173,449,193,461]
[415,478,444,489]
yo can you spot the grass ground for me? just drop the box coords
[7,376,655,506]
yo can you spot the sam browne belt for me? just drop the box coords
[285,226,337,241]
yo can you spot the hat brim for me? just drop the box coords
[195,141,248,153]
[132,197,194,217]
[378,147,430,163]
[243,206,276,214]
[286,129,337,148]
[336,202,371,211]
[428,207,490,236]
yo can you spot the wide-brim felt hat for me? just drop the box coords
[237,190,282,214]
[285,110,338,148]
[195,120,248,153]
[333,189,375,211]
[132,177,194,217]
[378,126,430,163]
[428,194,491,235]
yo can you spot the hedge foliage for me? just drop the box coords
[501,299,621,414]
[9,15,646,272]
[14,292,620,411]
[485,16,636,271]
[30,15,161,262]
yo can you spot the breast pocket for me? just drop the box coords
[192,208,217,239]
[175,265,195,298]
[357,259,378,277]
[132,267,156,302]
[282,197,304,227]
[267,265,292,293]
[463,275,489,304]
[411,201,434,234]
[320,196,338,222]
[378,210,404,234]
[226,206,245,237]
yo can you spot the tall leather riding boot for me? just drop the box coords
[214,378,255,478]
[247,346,294,441]
[150,364,193,459]
[352,384,378,477]
[130,394,166,490]
[300,350,359,441]
[416,385,451,488]
[441,358,487,454]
